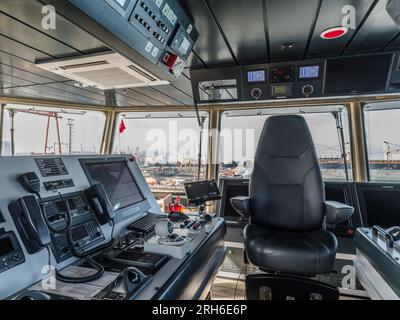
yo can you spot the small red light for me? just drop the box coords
[320,27,348,40]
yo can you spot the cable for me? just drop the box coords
[110,219,115,240]
[39,192,104,284]
[233,269,244,300]
[39,193,71,234]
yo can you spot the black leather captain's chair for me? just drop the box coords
[231,115,354,300]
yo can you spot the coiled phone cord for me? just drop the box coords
[39,193,105,284]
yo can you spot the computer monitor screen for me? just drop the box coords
[82,160,145,210]
[184,180,221,205]
[361,188,400,228]
[325,54,392,94]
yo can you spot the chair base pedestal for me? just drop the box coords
[246,273,340,300]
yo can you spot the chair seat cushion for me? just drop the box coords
[244,224,338,276]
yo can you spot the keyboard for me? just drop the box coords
[127,213,163,235]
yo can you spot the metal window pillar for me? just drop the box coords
[0,103,5,155]
[101,90,118,155]
[348,102,368,182]
[101,110,117,155]
[207,109,220,181]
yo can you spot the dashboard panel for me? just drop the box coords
[191,52,399,103]
[0,155,225,300]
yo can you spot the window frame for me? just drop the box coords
[111,110,211,193]
[217,104,353,182]
[1,104,107,156]
[363,101,400,183]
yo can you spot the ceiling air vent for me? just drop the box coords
[36,52,169,90]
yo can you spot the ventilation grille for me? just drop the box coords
[36,52,170,89]
[128,65,157,81]
[35,158,69,177]
[74,68,143,86]
[61,60,109,70]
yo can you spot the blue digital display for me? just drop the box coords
[247,70,266,83]
[299,66,320,79]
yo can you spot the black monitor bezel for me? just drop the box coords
[355,182,400,228]
[80,157,146,211]
[184,180,222,205]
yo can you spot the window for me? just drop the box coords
[364,102,400,182]
[218,106,352,181]
[112,111,209,193]
[1,105,105,156]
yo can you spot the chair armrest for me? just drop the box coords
[230,196,251,219]
[325,201,354,225]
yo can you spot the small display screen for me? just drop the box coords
[83,160,145,211]
[178,37,191,56]
[299,66,320,79]
[185,180,222,205]
[270,66,294,83]
[71,225,89,242]
[271,84,292,97]
[113,0,129,7]
[0,237,14,257]
[247,70,266,83]
[105,0,131,13]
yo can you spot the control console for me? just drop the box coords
[43,192,105,262]
[355,226,400,298]
[0,230,25,274]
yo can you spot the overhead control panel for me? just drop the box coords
[49,0,198,81]
[242,60,324,101]
[191,53,398,104]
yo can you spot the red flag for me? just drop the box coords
[119,118,126,134]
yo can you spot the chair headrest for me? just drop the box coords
[259,115,313,158]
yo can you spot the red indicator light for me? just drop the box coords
[320,27,348,40]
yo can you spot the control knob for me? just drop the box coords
[127,270,141,284]
[251,88,262,100]
[302,84,314,97]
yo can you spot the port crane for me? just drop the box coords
[384,141,400,161]
[7,107,85,155]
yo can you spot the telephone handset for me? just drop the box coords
[85,183,115,225]
[18,195,51,249]
[9,172,51,253]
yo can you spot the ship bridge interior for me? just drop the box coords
[1,0,400,301]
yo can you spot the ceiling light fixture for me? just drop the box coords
[320,27,348,40]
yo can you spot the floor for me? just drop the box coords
[211,274,246,300]
[210,246,369,300]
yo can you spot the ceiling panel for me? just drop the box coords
[186,51,205,69]
[0,62,65,85]
[0,12,79,59]
[208,0,268,64]
[345,0,399,54]
[0,84,103,104]
[0,0,107,53]
[114,93,148,106]
[134,87,185,105]
[153,85,194,105]
[115,89,163,106]
[0,50,68,82]
[0,35,53,63]
[0,73,34,88]
[170,76,193,98]
[307,0,375,58]
[178,0,236,67]
[266,0,321,61]
[384,33,400,50]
